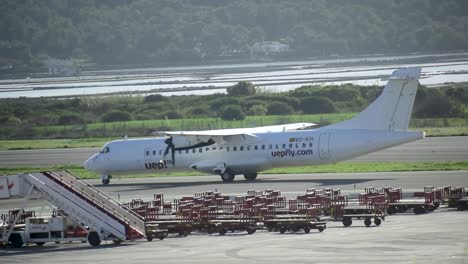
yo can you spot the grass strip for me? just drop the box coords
[1,161,467,179]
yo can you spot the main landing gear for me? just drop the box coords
[101,175,112,185]
[243,173,258,181]
[220,170,258,182]
[221,169,235,182]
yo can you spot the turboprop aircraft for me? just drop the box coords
[84,67,424,184]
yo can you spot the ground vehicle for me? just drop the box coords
[2,216,87,248]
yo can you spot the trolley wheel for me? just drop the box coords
[157,234,165,240]
[88,231,101,247]
[179,230,189,237]
[147,236,153,241]
[292,228,299,232]
[413,205,426,214]
[8,233,23,248]
[387,206,396,215]
[55,241,61,244]
[304,226,310,233]
[112,239,122,245]
[207,228,215,234]
[374,217,382,226]
[247,228,256,234]
[364,218,372,227]
[457,204,465,211]
[219,228,227,236]
[317,226,325,232]
[342,217,352,227]
[279,227,287,234]
[35,242,45,246]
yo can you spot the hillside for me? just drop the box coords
[1,0,468,72]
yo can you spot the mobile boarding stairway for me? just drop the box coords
[0,171,146,246]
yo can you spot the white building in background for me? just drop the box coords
[44,58,79,76]
[250,41,290,56]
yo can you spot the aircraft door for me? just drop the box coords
[318,133,331,160]
[144,147,151,161]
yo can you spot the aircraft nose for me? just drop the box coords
[83,154,97,171]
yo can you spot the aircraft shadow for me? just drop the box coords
[97,178,388,192]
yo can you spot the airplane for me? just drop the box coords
[84,67,424,185]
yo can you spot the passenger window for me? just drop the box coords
[309,143,313,147]
[212,147,217,150]
[159,150,162,155]
[146,150,150,156]
[233,146,237,151]
[276,144,279,149]
[254,145,258,150]
[289,143,293,148]
[219,146,223,150]
[192,149,196,153]
[247,145,250,151]
[226,146,230,151]
[282,144,286,149]
[302,143,306,148]
[206,147,209,151]
[296,144,299,148]
[153,150,156,156]
[269,144,272,150]
[262,145,265,150]
[199,148,202,153]
[178,150,181,155]
[240,146,244,151]
[186,149,189,154]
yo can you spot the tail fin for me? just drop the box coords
[328,67,421,131]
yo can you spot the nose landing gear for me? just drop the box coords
[100,175,112,185]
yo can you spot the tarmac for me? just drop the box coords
[1,171,468,263]
[0,136,467,167]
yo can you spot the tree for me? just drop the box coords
[219,105,245,120]
[266,102,294,115]
[227,81,256,96]
[299,96,337,114]
[57,113,85,125]
[101,110,131,122]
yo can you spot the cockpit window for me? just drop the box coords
[100,147,110,154]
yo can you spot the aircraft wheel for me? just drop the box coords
[221,170,235,182]
[244,173,258,181]
[101,175,111,185]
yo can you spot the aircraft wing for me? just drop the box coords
[154,122,315,137]
[154,122,315,146]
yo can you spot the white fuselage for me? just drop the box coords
[84,128,425,176]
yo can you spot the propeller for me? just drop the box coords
[164,137,176,165]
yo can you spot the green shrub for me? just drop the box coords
[227,81,256,96]
[299,96,337,114]
[101,111,131,122]
[219,105,245,120]
[266,102,294,115]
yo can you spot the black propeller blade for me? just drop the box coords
[163,137,216,166]
[164,137,176,165]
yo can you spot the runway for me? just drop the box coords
[1,171,468,263]
[0,136,467,167]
